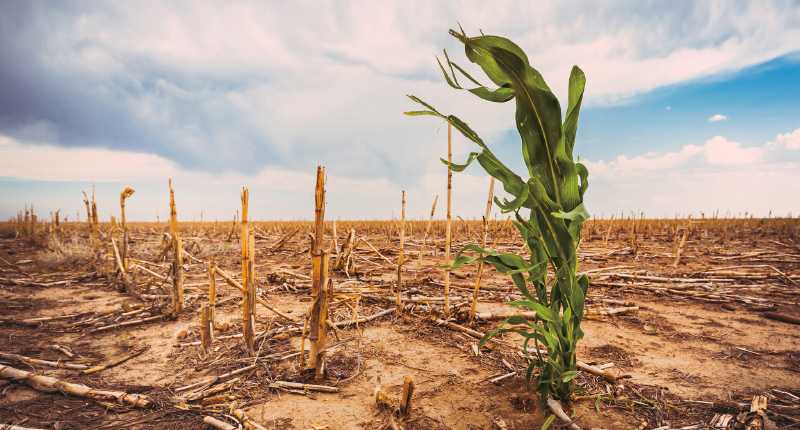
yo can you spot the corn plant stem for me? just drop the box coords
[445,122,452,319]
[200,304,211,351]
[131,263,167,281]
[546,396,581,430]
[0,364,152,408]
[246,232,256,352]
[174,364,257,393]
[203,417,236,430]
[469,177,495,324]
[416,195,438,277]
[0,255,30,278]
[212,267,292,320]
[355,238,397,267]
[169,179,183,315]
[109,238,131,292]
[90,187,100,276]
[269,227,300,251]
[82,191,95,272]
[185,378,238,401]
[241,188,255,353]
[88,315,164,333]
[268,381,338,393]
[82,348,146,375]
[309,166,328,375]
[208,261,216,333]
[397,191,405,312]
[0,352,89,370]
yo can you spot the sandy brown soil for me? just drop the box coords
[1,221,799,429]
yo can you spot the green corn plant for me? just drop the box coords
[405,27,590,409]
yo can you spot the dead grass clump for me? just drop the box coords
[37,236,92,270]
[0,223,17,239]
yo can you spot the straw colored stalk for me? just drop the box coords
[416,195,438,277]
[110,236,133,293]
[468,177,495,324]
[90,187,100,276]
[119,186,135,273]
[332,228,356,275]
[169,179,184,315]
[82,191,94,257]
[396,190,405,312]
[105,217,115,285]
[0,364,152,408]
[674,216,692,269]
[200,304,212,351]
[208,261,216,327]
[445,122,453,318]
[212,266,291,320]
[308,166,329,379]
[241,188,255,353]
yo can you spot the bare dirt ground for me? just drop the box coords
[1,219,799,429]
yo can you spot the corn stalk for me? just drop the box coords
[406,27,590,410]
[169,180,183,315]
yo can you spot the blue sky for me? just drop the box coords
[1,1,799,221]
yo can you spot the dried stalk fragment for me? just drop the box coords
[0,364,152,408]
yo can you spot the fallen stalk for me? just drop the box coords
[214,267,293,321]
[174,365,257,393]
[82,348,147,375]
[0,364,152,407]
[268,381,338,393]
[88,315,164,333]
[0,352,89,370]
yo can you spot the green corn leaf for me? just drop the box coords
[552,202,590,223]
[444,244,548,277]
[526,360,537,388]
[511,272,537,302]
[441,153,480,172]
[495,182,530,213]
[468,86,517,102]
[477,329,498,350]
[548,358,565,375]
[507,300,538,310]
[542,415,556,430]
[504,315,534,327]
[403,110,441,117]
[576,162,589,201]
[563,66,586,159]
[436,55,461,90]
[450,61,483,87]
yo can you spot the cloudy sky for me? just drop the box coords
[1,1,799,222]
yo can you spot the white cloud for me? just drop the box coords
[583,131,800,178]
[708,114,728,122]
[769,128,800,150]
[582,129,800,217]
[0,136,178,182]
[0,135,499,221]
[703,136,762,165]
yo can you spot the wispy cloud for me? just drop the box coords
[708,114,728,122]
[582,129,800,216]
[584,129,799,178]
